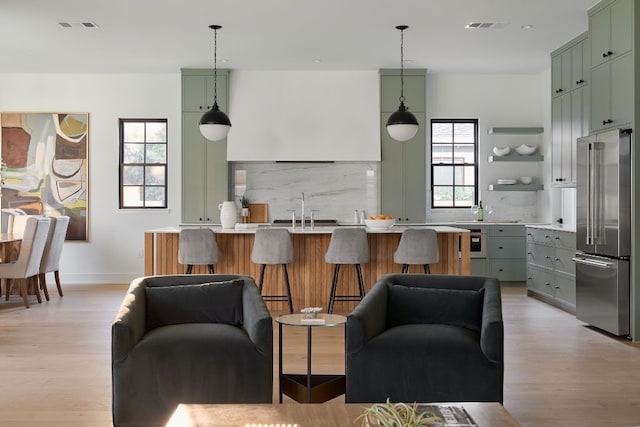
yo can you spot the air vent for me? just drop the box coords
[465,22,508,29]
[58,21,99,29]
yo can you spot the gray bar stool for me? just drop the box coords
[393,228,439,273]
[178,228,220,274]
[325,227,369,314]
[251,228,294,313]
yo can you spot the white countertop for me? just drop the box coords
[149,225,470,234]
[524,223,576,232]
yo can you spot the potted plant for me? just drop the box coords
[356,399,443,427]
[239,195,250,223]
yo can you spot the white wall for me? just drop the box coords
[426,72,548,222]
[0,74,182,284]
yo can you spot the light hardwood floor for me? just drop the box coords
[0,283,639,426]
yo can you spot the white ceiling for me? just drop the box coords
[0,0,598,74]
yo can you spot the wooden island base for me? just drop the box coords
[145,228,470,312]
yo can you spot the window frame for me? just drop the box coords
[118,118,168,209]
[430,118,479,209]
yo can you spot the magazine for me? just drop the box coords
[416,405,478,427]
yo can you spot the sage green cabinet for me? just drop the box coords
[485,225,526,282]
[379,69,426,223]
[526,226,576,313]
[550,33,588,187]
[590,53,634,132]
[181,69,229,224]
[589,0,633,68]
[380,112,426,223]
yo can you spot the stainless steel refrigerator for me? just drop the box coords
[574,128,631,336]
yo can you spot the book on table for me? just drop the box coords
[417,405,478,427]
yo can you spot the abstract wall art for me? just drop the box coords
[0,112,89,241]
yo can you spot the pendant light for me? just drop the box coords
[199,25,232,141]
[386,25,419,142]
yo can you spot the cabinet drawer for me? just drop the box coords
[489,260,526,281]
[527,266,554,297]
[526,227,554,244]
[554,272,576,307]
[487,225,526,237]
[470,259,487,276]
[554,247,576,276]
[488,237,526,259]
[552,231,576,250]
[527,243,555,269]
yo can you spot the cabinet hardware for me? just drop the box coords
[555,258,561,261]
[545,283,551,286]
[545,256,551,259]
[602,50,613,58]
[603,119,613,125]
[555,88,564,93]
[527,252,532,255]
[554,236,560,240]
[576,79,585,85]
[555,286,560,289]
[498,246,503,249]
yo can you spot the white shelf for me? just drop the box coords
[488,184,544,191]
[487,127,544,135]
[488,155,544,162]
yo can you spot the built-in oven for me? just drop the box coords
[460,228,486,258]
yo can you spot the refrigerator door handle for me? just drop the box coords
[586,142,593,245]
[572,256,614,269]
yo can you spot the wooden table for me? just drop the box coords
[165,402,521,427]
[0,233,21,263]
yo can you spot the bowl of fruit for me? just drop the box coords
[364,214,396,229]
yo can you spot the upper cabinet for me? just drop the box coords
[590,0,633,68]
[588,0,634,133]
[550,33,589,187]
[380,69,427,113]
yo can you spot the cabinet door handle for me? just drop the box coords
[576,79,585,85]
[527,252,532,255]
[602,50,613,58]
[555,258,561,261]
[545,283,551,286]
[555,88,564,94]
[498,268,503,272]
[554,285,560,289]
[603,119,613,125]
[545,256,551,259]
[554,236,560,240]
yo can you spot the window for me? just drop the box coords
[431,119,478,208]
[119,119,167,208]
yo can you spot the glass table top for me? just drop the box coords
[276,313,347,327]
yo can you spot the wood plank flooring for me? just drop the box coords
[0,284,639,426]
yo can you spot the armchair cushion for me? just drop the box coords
[387,284,484,332]
[145,279,243,330]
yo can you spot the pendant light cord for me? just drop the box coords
[213,27,218,105]
[399,27,405,103]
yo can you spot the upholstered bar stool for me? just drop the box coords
[394,228,439,273]
[325,227,369,314]
[178,228,220,274]
[251,228,294,313]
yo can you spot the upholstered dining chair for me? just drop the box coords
[38,216,70,300]
[7,212,36,234]
[0,216,51,308]
[178,228,220,274]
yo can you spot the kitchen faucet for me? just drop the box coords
[300,192,305,230]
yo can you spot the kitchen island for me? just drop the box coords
[144,225,470,312]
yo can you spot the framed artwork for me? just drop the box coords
[0,112,89,241]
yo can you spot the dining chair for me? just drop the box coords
[38,216,70,300]
[7,213,31,234]
[0,216,51,308]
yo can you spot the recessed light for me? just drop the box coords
[521,24,534,29]
[312,59,322,63]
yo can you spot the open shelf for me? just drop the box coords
[488,155,544,162]
[487,127,544,135]
[488,184,544,191]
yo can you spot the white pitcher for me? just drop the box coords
[218,201,237,229]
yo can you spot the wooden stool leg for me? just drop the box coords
[328,264,340,314]
[355,264,366,299]
[424,264,430,274]
[185,265,193,274]
[31,276,42,304]
[402,264,409,273]
[20,279,30,308]
[54,271,63,297]
[282,264,294,314]
[208,264,215,274]
[258,265,266,294]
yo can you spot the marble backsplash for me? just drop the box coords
[231,162,380,223]
[231,161,539,224]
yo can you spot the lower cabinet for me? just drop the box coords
[486,225,527,282]
[526,226,576,313]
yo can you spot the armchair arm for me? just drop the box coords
[111,278,147,363]
[241,278,273,356]
[347,280,388,354]
[480,278,503,363]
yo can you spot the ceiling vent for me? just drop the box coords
[58,21,99,29]
[465,22,508,29]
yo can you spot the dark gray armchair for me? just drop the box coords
[112,275,273,427]
[346,274,503,404]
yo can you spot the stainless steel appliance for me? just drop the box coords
[469,228,486,258]
[574,128,631,336]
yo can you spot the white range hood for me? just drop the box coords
[226,70,381,161]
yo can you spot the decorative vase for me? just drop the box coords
[241,207,250,223]
[218,201,237,229]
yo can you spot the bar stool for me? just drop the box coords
[178,228,219,274]
[394,228,439,273]
[325,228,369,314]
[251,228,294,313]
